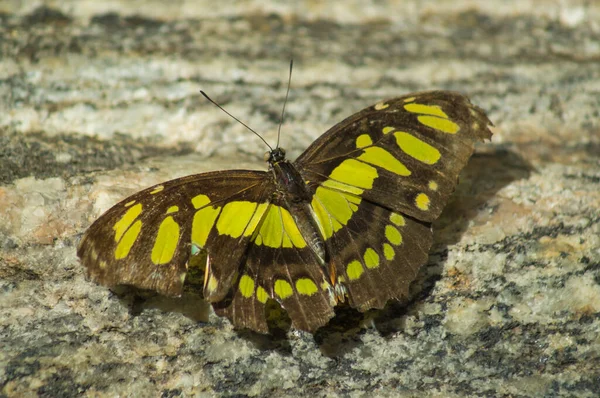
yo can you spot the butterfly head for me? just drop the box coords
[264,147,287,165]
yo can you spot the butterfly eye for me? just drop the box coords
[263,151,271,162]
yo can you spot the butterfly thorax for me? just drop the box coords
[269,157,311,203]
[268,150,329,268]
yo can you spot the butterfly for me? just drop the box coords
[77,90,493,333]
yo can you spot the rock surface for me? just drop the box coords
[1,1,599,397]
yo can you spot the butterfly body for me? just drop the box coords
[78,90,493,333]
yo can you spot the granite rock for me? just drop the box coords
[1,1,599,397]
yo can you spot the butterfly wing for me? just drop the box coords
[296,90,493,221]
[213,200,336,333]
[294,91,493,310]
[78,170,275,300]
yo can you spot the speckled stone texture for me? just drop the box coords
[1,1,599,397]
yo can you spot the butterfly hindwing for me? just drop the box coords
[214,201,336,333]
[78,170,274,298]
[316,193,432,311]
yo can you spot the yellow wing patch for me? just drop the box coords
[415,193,430,211]
[363,248,380,269]
[217,201,265,238]
[150,185,164,194]
[404,103,448,118]
[390,213,405,226]
[358,147,411,176]
[329,159,378,191]
[166,205,179,214]
[394,132,441,165]
[113,203,142,243]
[151,216,180,265]
[311,158,379,240]
[418,116,460,134]
[383,243,395,260]
[274,279,294,299]
[254,205,307,248]
[256,286,269,303]
[346,260,364,281]
[404,102,460,134]
[192,205,221,248]
[296,278,318,296]
[374,102,389,110]
[311,187,361,239]
[355,134,373,148]
[238,275,255,298]
[192,194,211,209]
[385,225,402,245]
[114,220,142,260]
[322,179,364,195]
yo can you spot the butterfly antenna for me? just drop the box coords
[276,59,293,149]
[200,90,273,151]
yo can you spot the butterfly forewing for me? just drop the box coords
[78,170,275,298]
[296,90,493,222]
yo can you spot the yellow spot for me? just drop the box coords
[192,194,211,209]
[329,159,378,190]
[355,134,373,148]
[320,280,332,290]
[206,274,218,293]
[404,103,448,118]
[238,275,255,298]
[363,248,380,269]
[256,286,269,303]
[383,243,395,260]
[403,96,416,103]
[217,201,262,238]
[311,187,361,239]
[180,273,186,284]
[99,260,107,269]
[394,132,441,165]
[358,147,411,176]
[244,203,269,237]
[382,126,395,134]
[390,213,405,226]
[296,278,318,296]
[166,205,179,214]
[385,225,402,245]
[418,115,460,134]
[192,205,221,247]
[255,205,307,248]
[428,181,438,191]
[374,102,389,110]
[274,279,293,299]
[415,193,430,211]
[115,220,142,259]
[113,203,142,243]
[150,185,164,194]
[346,260,364,281]
[151,216,180,265]
[91,248,98,261]
[322,179,364,195]
[125,200,136,207]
